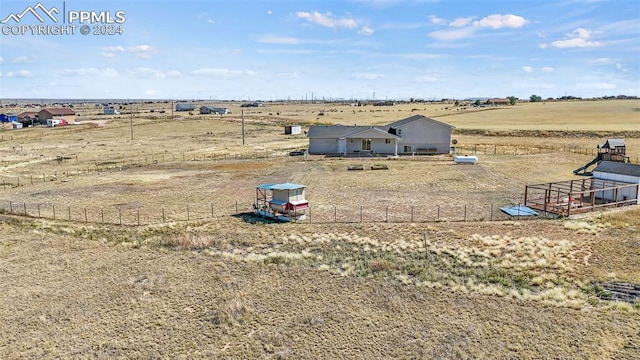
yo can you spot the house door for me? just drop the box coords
[338,139,346,155]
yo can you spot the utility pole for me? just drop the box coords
[241,109,245,145]
[130,100,134,140]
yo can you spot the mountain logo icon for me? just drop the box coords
[1,2,60,24]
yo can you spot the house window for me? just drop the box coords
[293,189,302,196]
[404,145,412,153]
[362,139,371,151]
[397,129,402,135]
[385,139,391,144]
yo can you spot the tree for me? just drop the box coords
[507,96,517,105]
[530,94,542,102]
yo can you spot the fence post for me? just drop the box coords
[385,206,389,223]
[211,203,214,218]
[437,205,440,221]
[37,204,41,218]
[23,202,27,216]
[162,207,165,222]
[137,209,140,226]
[9,201,12,213]
[334,205,337,223]
[235,201,238,215]
[30,175,33,185]
[101,208,104,224]
[68,206,71,221]
[187,204,190,221]
[119,209,122,225]
[411,206,414,223]
[53,204,56,219]
[490,203,493,221]
[360,205,363,223]
[84,207,87,222]
[464,204,467,222]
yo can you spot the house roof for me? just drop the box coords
[257,183,305,190]
[381,114,454,130]
[307,125,400,139]
[599,139,625,148]
[18,111,38,118]
[593,161,640,177]
[41,108,76,115]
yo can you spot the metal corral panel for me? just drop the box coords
[257,183,305,190]
[500,205,538,216]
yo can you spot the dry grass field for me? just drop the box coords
[1,99,639,358]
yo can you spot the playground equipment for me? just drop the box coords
[254,183,308,222]
[573,139,629,176]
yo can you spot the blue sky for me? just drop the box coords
[0,0,638,100]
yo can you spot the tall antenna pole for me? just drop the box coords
[241,109,245,145]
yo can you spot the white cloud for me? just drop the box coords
[207,19,215,24]
[56,68,119,77]
[267,10,272,15]
[428,15,445,25]
[128,45,158,59]
[428,27,476,41]
[450,17,473,27]
[359,26,374,36]
[103,45,125,52]
[145,89,162,96]
[255,35,301,44]
[297,11,357,29]
[277,72,299,79]
[0,72,2,77]
[352,72,384,80]
[415,75,438,83]
[575,82,616,90]
[0,56,3,64]
[167,70,182,78]
[12,55,36,64]
[588,57,616,65]
[542,67,555,73]
[551,28,603,48]
[189,68,257,79]
[6,70,35,78]
[522,66,533,73]
[129,67,165,79]
[473,14,528,29]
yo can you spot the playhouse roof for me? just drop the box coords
[256,183,305,190]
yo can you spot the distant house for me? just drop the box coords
[0,114,18,123]
[176,103,196,112]
[487,98,511,106]
[17,111,38,125]
[307,115,454,156]
[103,107,120,115]
[240,102,262,108]
[199,106,230,115]
[37,108,76,123]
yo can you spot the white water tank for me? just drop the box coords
[454,155,478,164]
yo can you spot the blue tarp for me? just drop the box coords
[500,205,538,216]
[257,183,305,190]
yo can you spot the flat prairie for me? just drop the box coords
[0,99,639,358]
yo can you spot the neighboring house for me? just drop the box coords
[0,114,18,123]
[307,125,401,156]
[592,161,640,205]
[103,107,120,115]
[17,111,38,125]
[176,103,196,112]
[37,108,77,123]
[241,102,262,108]
[199,106,230,115]
[487,98,511,106]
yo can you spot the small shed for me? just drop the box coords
[103,107,119,115]
[593,161,640,204]
[0,114,18,123]
[284,125,302,135]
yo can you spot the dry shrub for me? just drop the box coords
[369,258,399,273]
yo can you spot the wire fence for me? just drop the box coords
[0,198,544,226]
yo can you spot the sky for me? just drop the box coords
[0,0,638,101]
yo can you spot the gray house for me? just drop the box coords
[307,115,453,156]
[200,106,230,115]
[176,103,196,112]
